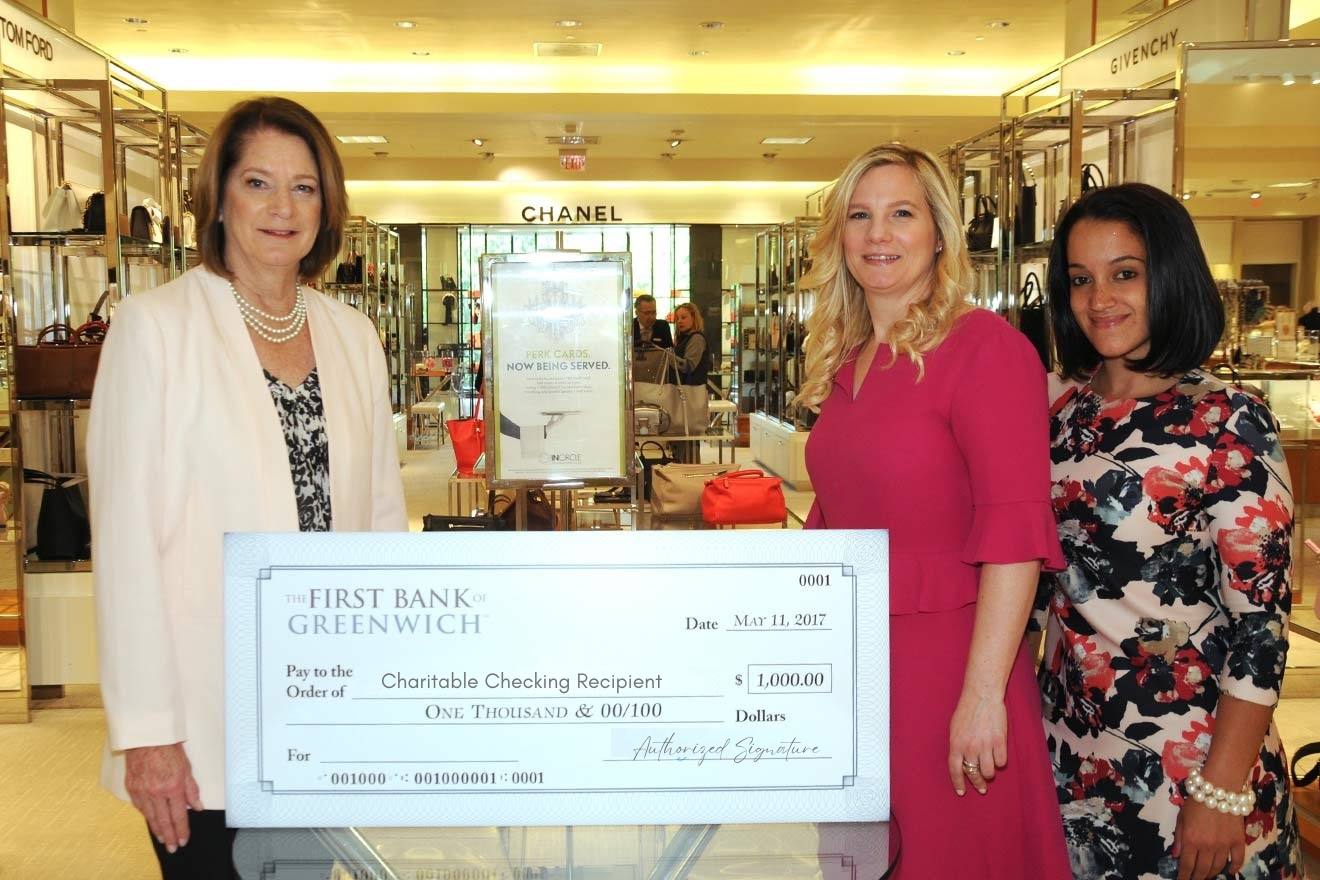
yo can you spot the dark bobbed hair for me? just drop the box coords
[1048,182,1223,381]
[194,96,348,281]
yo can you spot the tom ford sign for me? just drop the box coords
[0,0,104,79]
[521,205,624,223]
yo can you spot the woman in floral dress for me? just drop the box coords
[1038,183,1302,880]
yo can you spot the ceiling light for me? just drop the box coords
[761,137,813,145]
[1181,192,1193,200]
[669,139,682,148]
[1312,73,1320,85]
[1268,181,1313,188]
[987,20,1010,28]
[555,19,581,28]
[336,135,389,144]
[169,48,188,53]
[394,20,417,28]
[546,135,598,146]
[1250,191,1262,199]
[123,17,148,25]
[947,50,966,56]
[689,50,709,56]
[1282,72,1296,86]
[559,148,587,172]
[974,36,986,41]
[472,138,485,147]
[412,50,431,56]
[699,21,724,29]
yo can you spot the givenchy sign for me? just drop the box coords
[1110,28,1177,76]
[521,205,624,223]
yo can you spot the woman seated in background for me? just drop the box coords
[670,301,710,462]
[1037,182,1301,880]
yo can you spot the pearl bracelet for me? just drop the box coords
[1185,767,1254,816]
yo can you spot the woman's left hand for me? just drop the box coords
[1173,801,1245,880]
[947,691,1008,796]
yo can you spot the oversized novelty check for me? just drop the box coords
[224,530,888,827]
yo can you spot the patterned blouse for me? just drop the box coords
[1036,369,1301,878]
[265,368,332,532]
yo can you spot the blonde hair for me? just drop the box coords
[796,144,974,409]
[674,302,704,333]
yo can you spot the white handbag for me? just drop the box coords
[40,185,82,232]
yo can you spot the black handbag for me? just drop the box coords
[1082,163,1106,193]
[24,469,91,560]
[1015,164,1037,245]
[81,191,106,234]
[1292,741,1320,788]
[966,195,997,252]
[1018,272,1050,369]
[129,204,151,240]
[638,440,674,501]
[422,513,510,532]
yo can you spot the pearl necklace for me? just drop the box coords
[229,280,307,343]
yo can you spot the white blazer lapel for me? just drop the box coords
[196,269,300,528]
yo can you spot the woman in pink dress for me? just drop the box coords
[798,144,1071,877]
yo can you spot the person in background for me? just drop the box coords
[670,302,710,462]
[1297,301,1320,334]
[89,96,407,878]
[1038,182,1301,879]
[632,293,673,348]
[797,143,1071,878]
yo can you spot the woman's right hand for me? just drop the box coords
[124,743,203,852]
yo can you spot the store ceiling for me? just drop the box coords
[46,0,1320,216]
[68,0,1082,183]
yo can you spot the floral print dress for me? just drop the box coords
[1037,370,1302,879]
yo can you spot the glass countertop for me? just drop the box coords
[235,821,899,880]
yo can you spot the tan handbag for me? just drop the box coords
[650,462,732,518]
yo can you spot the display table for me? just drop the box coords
[235,820,900,880]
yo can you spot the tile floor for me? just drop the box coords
[0,443,1316,878]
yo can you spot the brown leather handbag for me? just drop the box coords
[15,291,111,400]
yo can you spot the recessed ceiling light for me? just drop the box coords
[555,19,581,28]
[412,50,431,56]
[472,138,485,147]
[1312,73,1320,85]
[394,20,417,28]
[169,47,188,53]
[1282,72,1296,86]
[761,136,813,145]
[1269,181,1313,188]
[669,138,682,148]
[947,50,966,56]
[699,21,724,29]
[987,20,1010,28]
[689,50,709,56]
[974,35,986,41]
[1250,191,1262,199]
[1181,192,1193,200]
[123,17,148,25]
[336,135,389,144]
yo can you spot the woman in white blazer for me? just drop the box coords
[88,97,407,879]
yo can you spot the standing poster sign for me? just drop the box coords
[483,252,630,485]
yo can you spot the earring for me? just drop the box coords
[935,244,943,254]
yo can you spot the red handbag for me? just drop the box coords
[447,417,485,475]
[701,469,786,525]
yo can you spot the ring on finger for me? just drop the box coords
[961,759,980,774]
